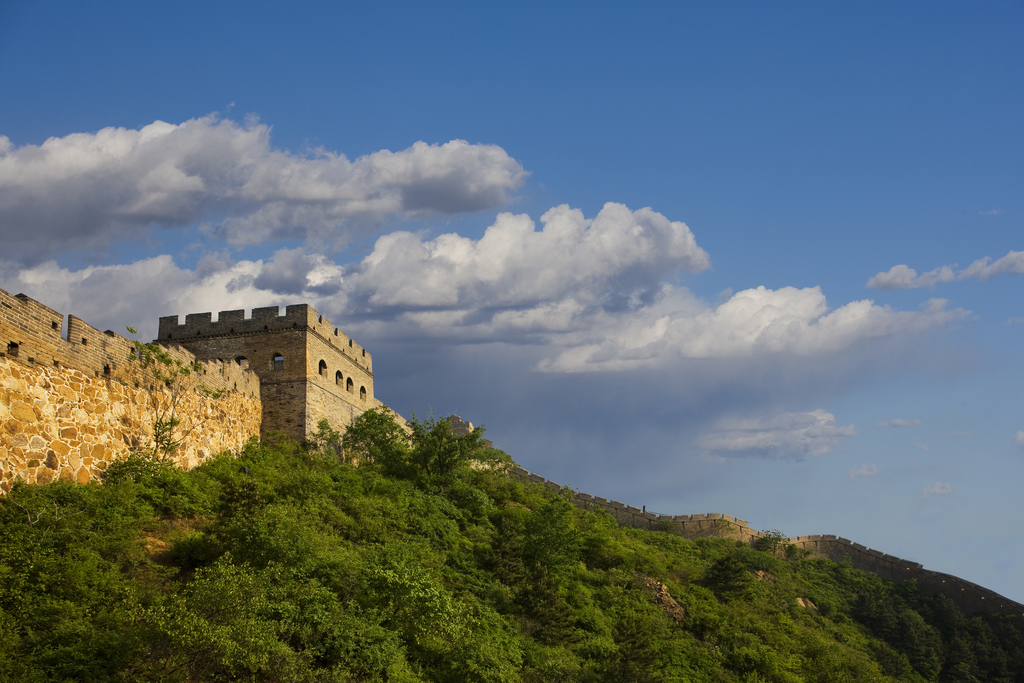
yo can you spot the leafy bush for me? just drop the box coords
[1,409,1022,681]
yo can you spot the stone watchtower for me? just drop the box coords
[158,304,377,441]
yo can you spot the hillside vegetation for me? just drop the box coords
[1,410,1022,682]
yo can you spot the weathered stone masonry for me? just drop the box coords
[1,287,262,491]
[157,303,385,441]
[509,466,1024,617]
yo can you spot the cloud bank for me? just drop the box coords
[3,202,968,375]
[696,410,856,459]
[0,115,527,261]
[867,250,1024,290]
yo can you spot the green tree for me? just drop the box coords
[342,407,410,471]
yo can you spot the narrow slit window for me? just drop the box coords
[273,354,284,371]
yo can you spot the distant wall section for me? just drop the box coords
[509,466,1024,617]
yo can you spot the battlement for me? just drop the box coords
[158,304,372,372]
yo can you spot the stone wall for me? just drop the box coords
[508,466,1024,616]
[0,356,262,492]
[157,304,377,440]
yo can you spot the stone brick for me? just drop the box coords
[11,401,36,422]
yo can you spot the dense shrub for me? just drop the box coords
[0,409,1021,681]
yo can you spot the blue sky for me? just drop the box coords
[2,1,1023,600]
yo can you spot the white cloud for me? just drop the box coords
[1007,317,1024,326]
[950,431,971,438]
[1014,431,1024,446]
[959,250,1024,281]
[848,464,879,479]
[2,202,969,373]
[876,418,922,428]
[536,289,966,372]
[979,209,1002,216]
[696,409,856,459]
[867,249,1024,290]
[0,115,526,261]
[866,264,955,290]
[342,203,710,309]
[923,482,952,496]
[915,441,929,452]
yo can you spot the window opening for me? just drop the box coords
[346,377,354,392]
[273,354,284,371]
[348,339,353,347]
[103,365,111,376]
[362,349,366,357]
[318,359,328,376]
[360,386,366,400]
[335,370,342,385]
[6,342,18,358]
[51,321,58,330]
[81,337,88,345]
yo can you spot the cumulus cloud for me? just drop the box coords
[696,410,856,459]
[876,418,922,428]
[341,203,709,309]
[1014,431,1024,446]
[848,464,879,479]
[867,249,1024,290]
[0,115,526,261]
[2,201,970,373]
[536,289,965,372]
[924,482,952,496]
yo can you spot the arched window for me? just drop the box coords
[273,354,284,371]
[335,370,342,385]
[318,359,327,377]
[359,386,366,401]
[346,377,354,392]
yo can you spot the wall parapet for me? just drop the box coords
[508,466,1024,617]
[158,304,372,374]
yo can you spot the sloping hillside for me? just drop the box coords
[1,411,1021,682]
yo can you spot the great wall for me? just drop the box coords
[505,466,1024,616]
[2,284,1022,617]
